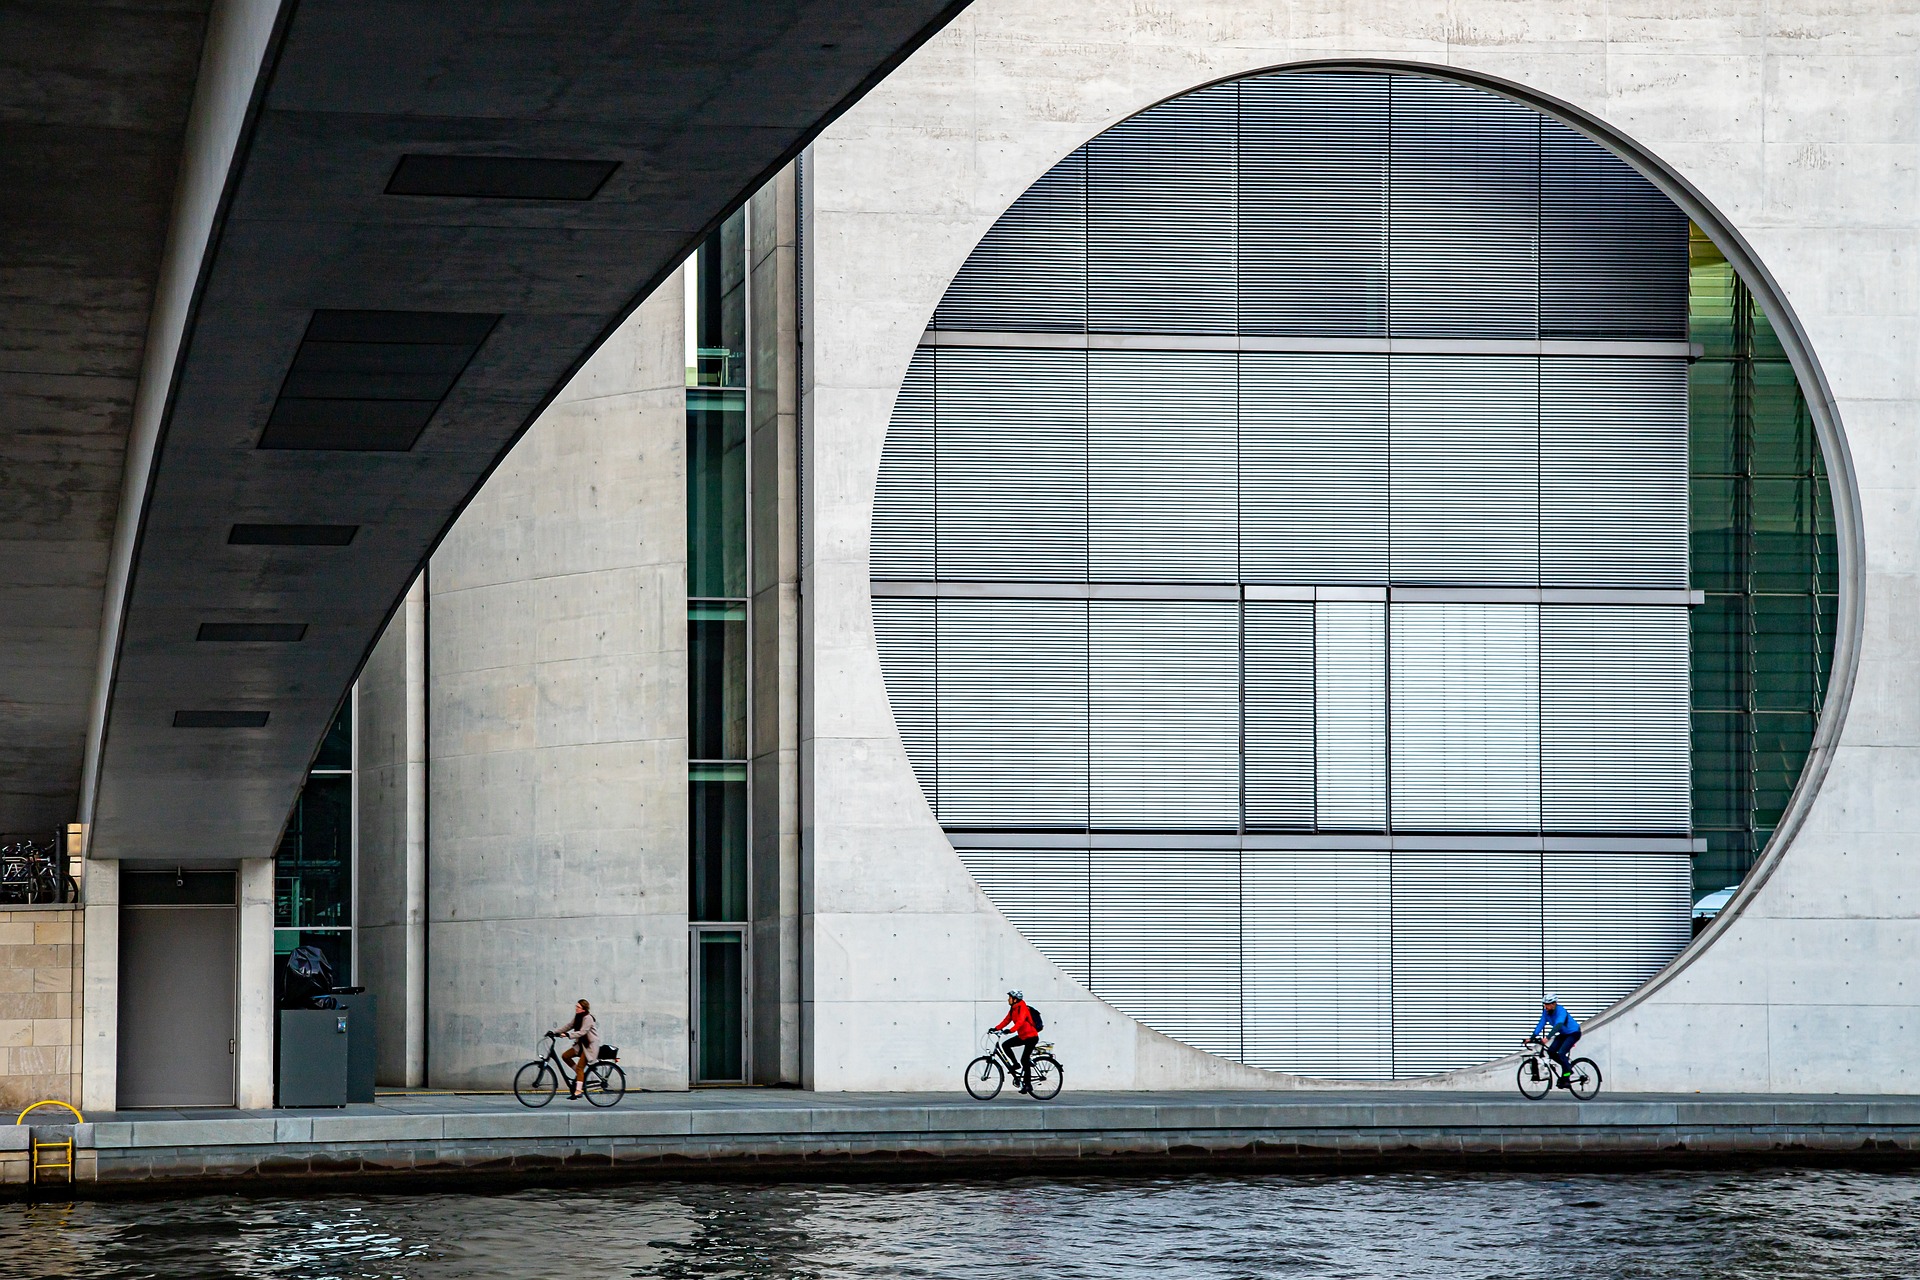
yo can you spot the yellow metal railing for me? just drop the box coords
[17,1100,83,1187]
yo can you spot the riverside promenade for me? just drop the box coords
[9,1090,1920,1193]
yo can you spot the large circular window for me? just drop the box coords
[870,69,1838,1077]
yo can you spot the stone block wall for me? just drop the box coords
[0,907,82,1112]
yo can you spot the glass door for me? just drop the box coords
[692,926,746,1083]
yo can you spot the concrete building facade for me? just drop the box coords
[20,0,1920,1110]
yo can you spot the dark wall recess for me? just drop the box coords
[386,154,619,200]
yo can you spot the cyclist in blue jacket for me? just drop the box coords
[1530,995,1581,1083]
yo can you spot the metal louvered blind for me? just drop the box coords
[1388,75,1540,338]
[1391,850,1544,1076]
[1541,606,1691,832]
[1088,83,1237,334]
[934,150,1088,333]
[1238,71,1387,336]
[1241,849,1391,1077]
[1390,603,1541,831]
[872,347,934,578]
[1390,356,1540,586]
[1088,350,1238,582]
[1543,851,1691,1020]
[1090,601,1239,829]
[871,597,937,806]
[934,347,1087,581]
[958,847,1091,984]
[1240,354,1389,583]
[1541,126,1689,340]
[1091,848,1242,1058]
[1541,357,1689,587]
[1244,601,1315,829]
[935,598,1088,827]
[1315,601,1388,830]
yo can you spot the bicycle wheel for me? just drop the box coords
[963,1054,1005,1100]
[1027,1054,1063,1100]
[584,1061,626,1107]
[1567,1058,1603,1100]
[1516,1056,1553,1100]
[514,1060,559,1107]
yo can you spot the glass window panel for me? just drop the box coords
[695,931,745,1081]
[689,605,748,760]
[690,768,748,923]
[691,212,746,387]
[313,700,352,771]
[687,389,747,598]
[276,776,351,929]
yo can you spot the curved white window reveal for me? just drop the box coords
[870,69,1764,1078]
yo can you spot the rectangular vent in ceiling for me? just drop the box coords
[386,154,619,200]
[196,623,308,642]
[173,710,270,728]
[228,523,359,546]
[258,310,500,451]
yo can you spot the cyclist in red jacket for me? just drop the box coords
[992,990,1040,1094]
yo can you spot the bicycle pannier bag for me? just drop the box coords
[598,1044,620,1061]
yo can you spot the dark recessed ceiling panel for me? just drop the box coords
[196,623,309,642]
[386,154,620,200]
[227,524,359,546]
[173,711,272,728]
[258,310,500,451]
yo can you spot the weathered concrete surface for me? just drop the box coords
[14,1090,1920,1191]
[424,278,689,1091]
[0,904,83,1112]
[805,0,1912,1092]
[0,1,210,833]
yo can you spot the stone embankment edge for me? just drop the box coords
[12,1101,1920,1196]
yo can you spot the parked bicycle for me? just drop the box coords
[514,1032,626,1107]
[0,837,74,906]
[965,1029,1063,1100]
[1516,1035,1602,1100]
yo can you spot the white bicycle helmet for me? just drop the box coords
[1007,989,1023,1001]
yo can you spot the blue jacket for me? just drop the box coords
[1532,1004,1579,1038]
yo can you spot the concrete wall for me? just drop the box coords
[805,0,1908,1092]
[358,576,427,1086]
[425,277,690,1090]
[0,906,83,1111]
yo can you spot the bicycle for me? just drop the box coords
[514,1032,626,1107]
[0,837,73,905]
[964,1029,1063,1101]
[1516,1035,1601,1100]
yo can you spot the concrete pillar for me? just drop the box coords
[425,275,689,1089]
[357,575,429,1086]
[79,858,117,1113]
[235,858,274,1108]
[749,166,804,1084]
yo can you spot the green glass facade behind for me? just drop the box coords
[275,700,354,981]
[1689,226,1840,898]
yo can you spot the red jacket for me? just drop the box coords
[994,1000,1038,1039]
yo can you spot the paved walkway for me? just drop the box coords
[12,1089,1920,1191]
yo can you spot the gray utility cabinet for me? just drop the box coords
[278,1008,349,1107]
[329,992,378,1103]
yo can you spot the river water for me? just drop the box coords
[5,1168,1919,1278]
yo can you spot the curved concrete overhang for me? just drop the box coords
[58,0,970,862]
[807,0,1910,1091]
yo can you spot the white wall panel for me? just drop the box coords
[1089,350,1238,582]
[1389,355,1540,586]
[1541,357,1689,588]
[934,347,1086,581]
[936,598,1088,827]
[871,347,934,579]
[1390,603,1541,830]
[1315,601,1388,830]
[959,847,1091,985]
[1245,601,1315,828]
[1242,849,1391,1077]
[1543,851,1692,1024]
[1091,848,1242,1058]
[1090,601,1239,829]
[1391,850,1544,1076]
[1241,353,1390,583]
[1541,606,1691,831]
